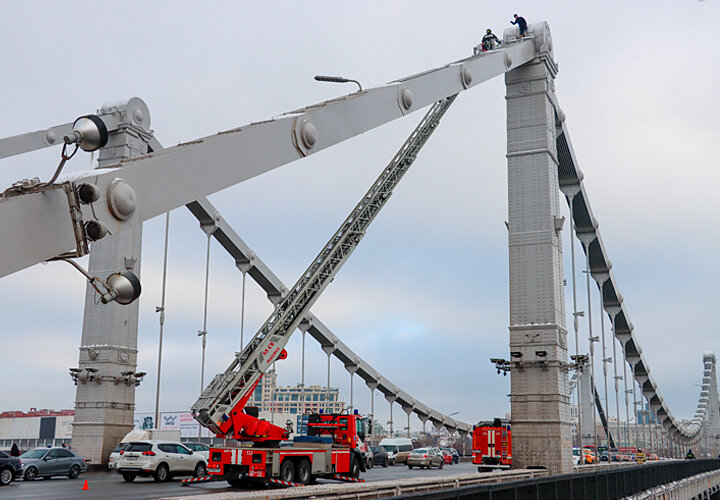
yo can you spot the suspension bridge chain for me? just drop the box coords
[557,122,718,445]
[192,95,458,434]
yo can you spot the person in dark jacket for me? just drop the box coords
[686,449,695,459]
[511,14,528,38]
[481,29,502,52]
[10,443,19,457]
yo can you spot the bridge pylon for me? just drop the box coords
[504,22,573,474]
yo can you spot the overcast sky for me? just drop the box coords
[1,1,719,432]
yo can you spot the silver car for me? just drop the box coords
[20,447,87,480]
[407,448,443,469]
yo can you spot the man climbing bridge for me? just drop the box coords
[474,29,501,55]
[511,14,528,38]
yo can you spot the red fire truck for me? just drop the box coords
[472,418,512,471]
[205,404,370,486]
[188,96,454,488]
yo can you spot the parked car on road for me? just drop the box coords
[370,446,389,467]
[0,450,22,486]
[116,441,207,482]
[572,447,582,466]
[441,448,459,464]
[20,447,87,480]
[108,443,129,470]
[378,438,412,465]
[183,443,210,460]
[407,448,443,469]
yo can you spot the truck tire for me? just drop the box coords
[350,456,360,479]
[279,459,295,483]
[296,459,312,485]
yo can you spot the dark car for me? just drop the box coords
[20,447,87,480]
[441,448,460,464]
[0,451,22,486]
[370,446,389,467]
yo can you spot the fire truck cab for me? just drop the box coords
[472,418,511,471]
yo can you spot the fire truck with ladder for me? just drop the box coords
[472,418,512,471]
[190,95,457,487]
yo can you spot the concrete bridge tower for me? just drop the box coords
[504,22,573,474]
[70,99,153,466]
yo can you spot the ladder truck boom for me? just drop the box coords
[191,94,458,439]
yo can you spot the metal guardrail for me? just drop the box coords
[192,470,548,500]
[393,460,720,500]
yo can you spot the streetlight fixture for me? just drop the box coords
[314,75,363,92]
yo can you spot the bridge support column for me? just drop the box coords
[702,353,720,457]
[504,25,572,474]
[70,99,152,466]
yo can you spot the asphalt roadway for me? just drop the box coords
[0,462,478,500]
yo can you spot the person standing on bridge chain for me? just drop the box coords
[511,14,528,38]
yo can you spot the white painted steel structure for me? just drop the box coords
[1,21,718,471]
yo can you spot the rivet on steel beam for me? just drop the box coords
[107,179,137,221]
[556,107,566,123]
[133,108,145,125]
[45,131,57,145]
[300,120,318,149]
[461,66,472,88]
[401,88,413,110]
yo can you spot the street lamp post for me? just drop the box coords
[314,75,363,91]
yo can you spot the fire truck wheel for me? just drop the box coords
[350,456,360,479]
[296,459,312,485]
[279,459,295,483]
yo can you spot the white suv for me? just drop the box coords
[116,441,207,482]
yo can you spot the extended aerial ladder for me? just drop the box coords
[191,94,458,442]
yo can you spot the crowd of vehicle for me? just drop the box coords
[361,438,461,471]
[0,439,211,486]
[0,446,87,486]
[572,446,663,465]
